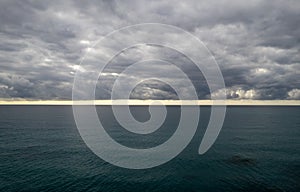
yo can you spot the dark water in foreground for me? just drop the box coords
[0,106,300,192]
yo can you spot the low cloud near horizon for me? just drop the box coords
[0,0,299,100]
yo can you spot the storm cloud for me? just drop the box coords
[0,0,299,100]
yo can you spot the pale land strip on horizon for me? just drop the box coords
[0,100,299,106]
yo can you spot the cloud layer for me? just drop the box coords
[0,0,299,100]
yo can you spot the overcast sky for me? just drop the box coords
[0,0,299,100]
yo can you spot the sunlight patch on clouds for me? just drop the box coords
[211,87,261,100]
[100,72,119,77]
[288,89,300,100]
[79,40,91,45]
[253,68,270,75]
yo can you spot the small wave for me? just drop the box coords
[227,155,256,166]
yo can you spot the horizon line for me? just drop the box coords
[0,99,299,106]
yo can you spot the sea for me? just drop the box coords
[1,106,300,192]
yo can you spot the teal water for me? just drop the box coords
[0,106,300,192]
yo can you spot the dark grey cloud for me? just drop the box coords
[0,0,299,100]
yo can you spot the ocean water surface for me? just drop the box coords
[1,106,300,191]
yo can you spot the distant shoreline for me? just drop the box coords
[0,100,299,106]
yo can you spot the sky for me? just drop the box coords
[0,0,299,100]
